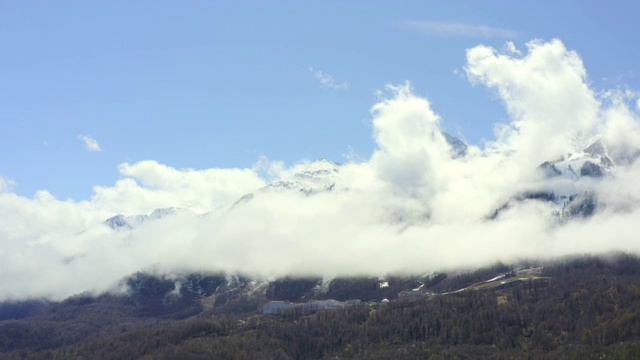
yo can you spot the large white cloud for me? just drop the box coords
[1,39,640,300]
[370,82,450,208]
[90,160,267,215]
[466,39,601,165]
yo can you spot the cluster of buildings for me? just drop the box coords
[263,299,368,315]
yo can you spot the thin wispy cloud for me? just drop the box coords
[310,67,348,90]
[402,20,517,39]
[78,134,102,152]
[0,176,15,193]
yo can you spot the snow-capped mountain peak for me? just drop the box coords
[441,131,468,158]
[231,158,341,209]
[105,207,191,230]
[491,138,637,221]
[539,138,616,180]
[284,158,340,192]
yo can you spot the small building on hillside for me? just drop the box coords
[263,301,295,314]
[300,299,345,311]
[344,299,362,307]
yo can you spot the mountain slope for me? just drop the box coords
[3,255,640,359]
[491,138,639,221]
[105,207,194,229]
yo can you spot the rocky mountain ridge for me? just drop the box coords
[105,207,193,230]
[107,134,638,229]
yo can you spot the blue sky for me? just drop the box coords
[5,1,640,299]
[2,1,639,201]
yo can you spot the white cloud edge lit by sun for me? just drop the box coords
[309,67,348,90]
[402,20,517,39]
[0,176,15,193]
[78,134,102,152]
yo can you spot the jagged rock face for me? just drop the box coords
[600,155,614,168]
[488,191,557,220]
[584,139,606,157]
[230,158,341,209]
[441,131,468,158]
[266,159,340,194]
[104,214,147,229]
[493,139,621,221]
[537,139,615,180]
[488,190,598,222]
[539,161,562,177]
[564,192,597,218]
[104,215,129,229]
[582,138,640,167]
[580,161,604,177]
[104,207,185,229]
[499,137,640,221]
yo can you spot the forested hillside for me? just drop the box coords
[2,254,640,359]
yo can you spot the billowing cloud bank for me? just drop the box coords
[2,39,640,301]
